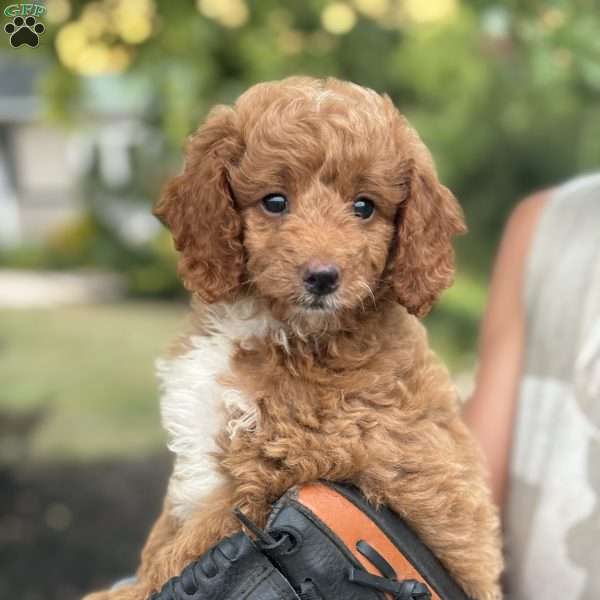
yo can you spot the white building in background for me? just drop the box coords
[0,56,78,246]
[0,55,160,249]
[0,142,21,246]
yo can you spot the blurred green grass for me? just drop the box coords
[0,276,484,460]
[0,302,185,461]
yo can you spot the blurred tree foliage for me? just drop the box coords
[32,0,600,287]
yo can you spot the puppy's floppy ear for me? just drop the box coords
[392,139,466,317]
[154,106,245,303]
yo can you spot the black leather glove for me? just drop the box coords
[149,531,300,599]
[149,482,470,600]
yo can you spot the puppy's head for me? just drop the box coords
[155,77,465,326]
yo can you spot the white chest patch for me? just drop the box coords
[156,299,281,521]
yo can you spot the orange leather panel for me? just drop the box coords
[298,483,441,600]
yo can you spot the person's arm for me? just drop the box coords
[463,191,549,509]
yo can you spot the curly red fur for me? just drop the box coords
[154,77,465,314]
[153,106,246,303]
[392,146,467,317]
[84,77,502,600]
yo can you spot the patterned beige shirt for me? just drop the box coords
[506,173,600,599]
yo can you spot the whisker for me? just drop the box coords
[357,281,377,308]
[355,289,366,313]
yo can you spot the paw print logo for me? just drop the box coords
[4,16,45,48]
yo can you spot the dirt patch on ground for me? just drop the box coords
[0,454,171,599]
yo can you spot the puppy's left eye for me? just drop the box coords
[262,193,288,215]
[352,196,375,220]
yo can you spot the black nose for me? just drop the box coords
[303,263,340,296]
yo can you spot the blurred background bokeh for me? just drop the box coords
[1,0,599,597]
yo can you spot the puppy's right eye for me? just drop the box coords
[262,194,288,215]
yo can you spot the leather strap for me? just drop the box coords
[298,483,441,600]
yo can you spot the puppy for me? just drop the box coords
[86,77,503,600]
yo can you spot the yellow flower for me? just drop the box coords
[322,2,357,35]
[403,0,458,24]
[197,0,249,29]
